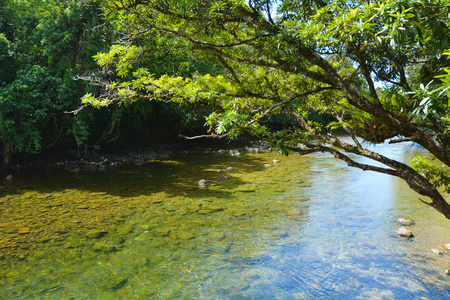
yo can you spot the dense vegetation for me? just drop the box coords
[0,0,217,166]
[2,0,450,218]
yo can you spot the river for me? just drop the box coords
[1,141,450,299]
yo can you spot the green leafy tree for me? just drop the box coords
[84,0,450,218]
[0,0,121,162]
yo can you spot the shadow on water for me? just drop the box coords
[0,150,270,198]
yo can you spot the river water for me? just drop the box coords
[1,141,450,299]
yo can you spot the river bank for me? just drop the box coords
[1,137,261,176]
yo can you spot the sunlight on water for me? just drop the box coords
[1,142,450,299]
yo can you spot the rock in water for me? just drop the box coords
[198,179,208,187]
[398,218,415,226]
[86,230,108,239]
[18,227,30,234]
[395,227,413,238]
[431,248,444,255]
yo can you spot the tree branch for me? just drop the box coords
[179,133,229,140]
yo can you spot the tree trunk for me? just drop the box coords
[2,139,12,167]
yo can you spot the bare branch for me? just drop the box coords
[179,133,229,140]
[318,145,401,177]
[388,137,414,144]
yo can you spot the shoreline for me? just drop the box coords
[1,137,262,176]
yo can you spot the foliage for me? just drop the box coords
[0,65,68,152]
[412,156,450,194]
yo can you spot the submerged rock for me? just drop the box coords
[198,179,209,187]
[287,209,302,216]
[398,218,415,226]
[431,248,444,255]
[85,230,108,239]
[18,227,30,234]
[152,227,171,237]
[93,242,118,253]
[176,231,196,241]
[395,227,413,238]
[103,276,128,291]
[197,206,224,214]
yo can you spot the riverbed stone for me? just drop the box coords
[398,218,415,226]
[36,237,50,243]
[209,232,225,240]
[18,227,30,234]
[198,206,224,214]
[86,230,108,239]
[395,227,413,238]
[93,242,118,252]
[152,227,171,237]
[102,276,128,291]
[287,209,302,216]
[232,211,248,217]
[177,231,196,241]
[198,179,208,187]
[3,226,18,234]
[431,248,444,255]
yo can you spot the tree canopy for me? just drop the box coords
[82,0,450,218]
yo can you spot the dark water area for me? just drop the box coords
[1,141,450,299]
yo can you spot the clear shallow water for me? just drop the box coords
[1,142,450,299]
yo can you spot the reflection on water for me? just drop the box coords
[1,142,450,299]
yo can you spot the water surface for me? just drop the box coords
[1,142,450,299]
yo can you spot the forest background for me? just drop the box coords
[0,0,224,166]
